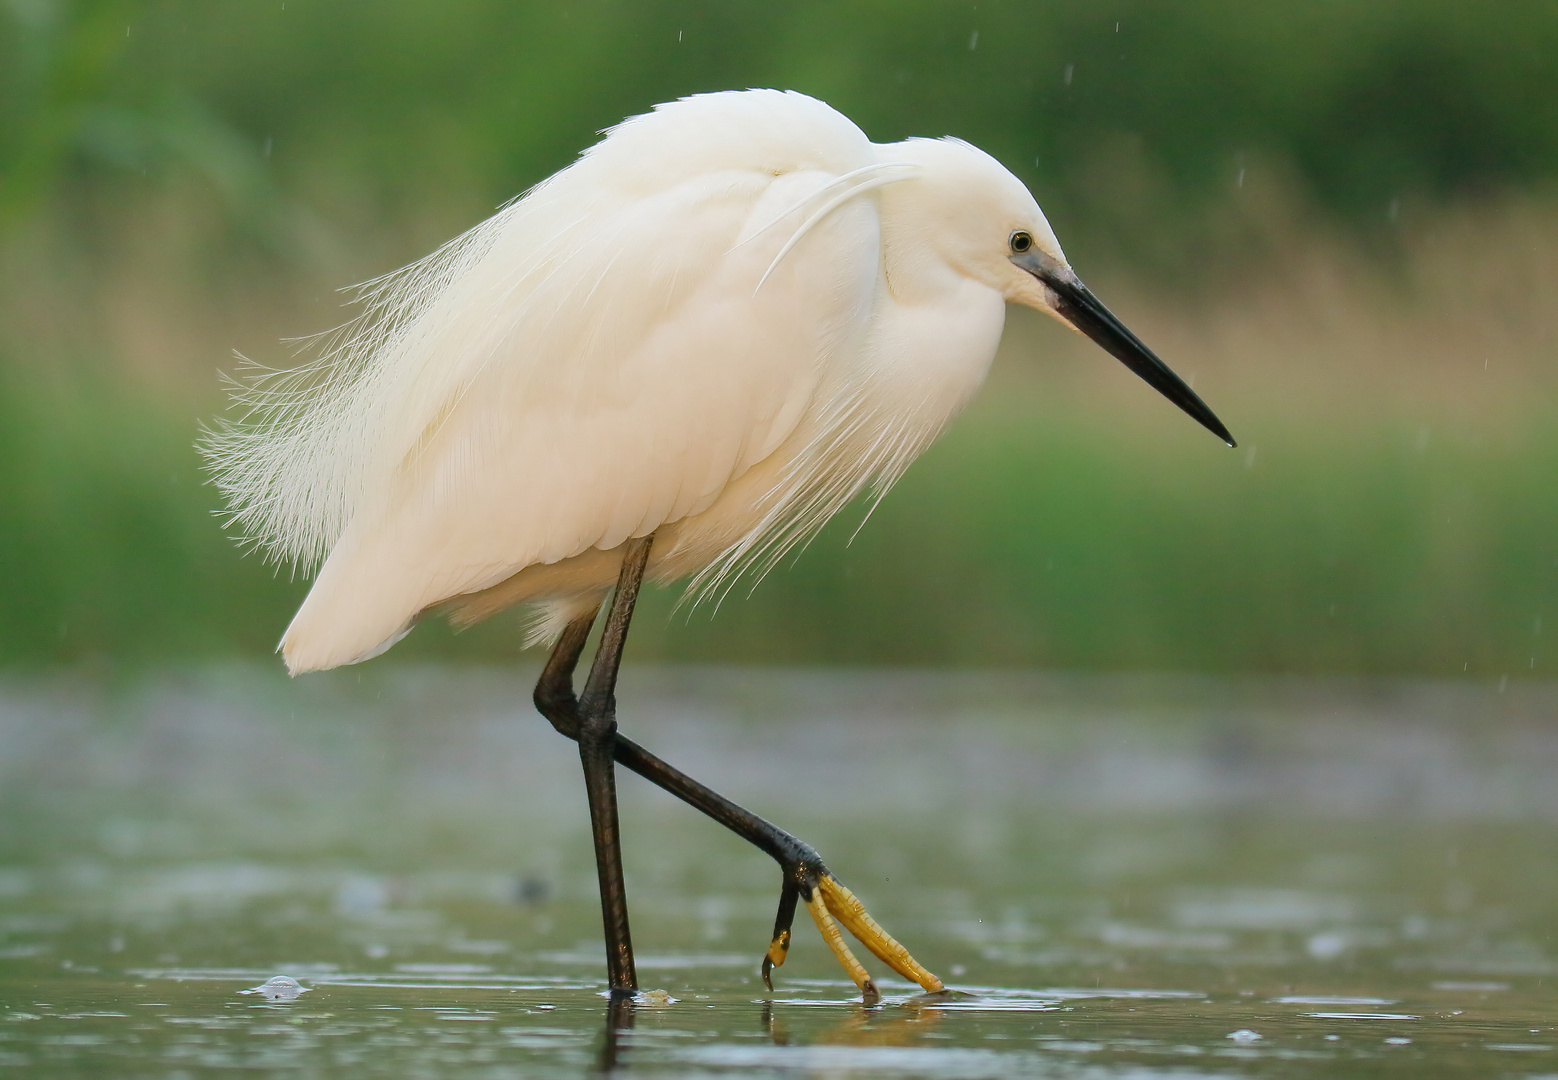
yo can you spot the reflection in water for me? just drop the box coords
[595,992,635,1073]
[814,993,944,1047]
[0,666,1555,1077]
[605,991,944,1073]
[760,998,789,1045]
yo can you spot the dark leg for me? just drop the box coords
[607,728,943,998]
[563,534,653,995]
[533,539,941,1000]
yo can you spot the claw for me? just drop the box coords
[762,882,800,991]
[762,927,790,990]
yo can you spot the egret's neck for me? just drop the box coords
[878,207,968,308]
[865,198,1006,426]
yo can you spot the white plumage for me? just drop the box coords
[205,89,1079,674]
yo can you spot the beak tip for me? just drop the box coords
[1199,415,1236,448]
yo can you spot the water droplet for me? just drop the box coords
[239,976,310,1002]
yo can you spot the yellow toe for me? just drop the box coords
[817,875,944,993]
[803,888,878,999]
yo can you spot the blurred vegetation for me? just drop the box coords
[9,2,1558,273]
[1,0,1557,676]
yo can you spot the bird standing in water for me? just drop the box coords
[207,89,1233,1000]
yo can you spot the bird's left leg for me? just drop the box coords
[605,734,943,999]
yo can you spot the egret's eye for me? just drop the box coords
[1009,230,1034,254]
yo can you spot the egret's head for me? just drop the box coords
[893,137,1235,447]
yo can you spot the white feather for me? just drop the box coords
[204,90,1046,672]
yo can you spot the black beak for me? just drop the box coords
[1012,250,1235,447]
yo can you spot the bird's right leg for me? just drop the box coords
[534,535,654,995]
[535,609,942,1000]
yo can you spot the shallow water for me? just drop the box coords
[1,665,1555,1077]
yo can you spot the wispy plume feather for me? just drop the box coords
[199,201,525,569]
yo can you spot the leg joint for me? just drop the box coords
[578,711,618,747]
[532,680,580,739]
[780,840,828,898]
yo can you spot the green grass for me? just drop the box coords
[0,365,304,664]
[3,355,1553,680]
[627,394,1558,679]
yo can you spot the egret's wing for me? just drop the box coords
[248,92,885,671]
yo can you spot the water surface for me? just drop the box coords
[1,666,1554,1077]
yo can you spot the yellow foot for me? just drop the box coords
[814,875,943,995]
[762,870,943,1000]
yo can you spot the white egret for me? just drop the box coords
[206,89,1232,1000]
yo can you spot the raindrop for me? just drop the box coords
[262,137,273,160]
[1236,168,1245,188]
[1307,931,1348,959]
[1063,63,1074,86]
[969,30,979,50]
[515,876,550,904]
[1387,198,1401,222]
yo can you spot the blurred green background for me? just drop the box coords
[2,0,1555,676]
